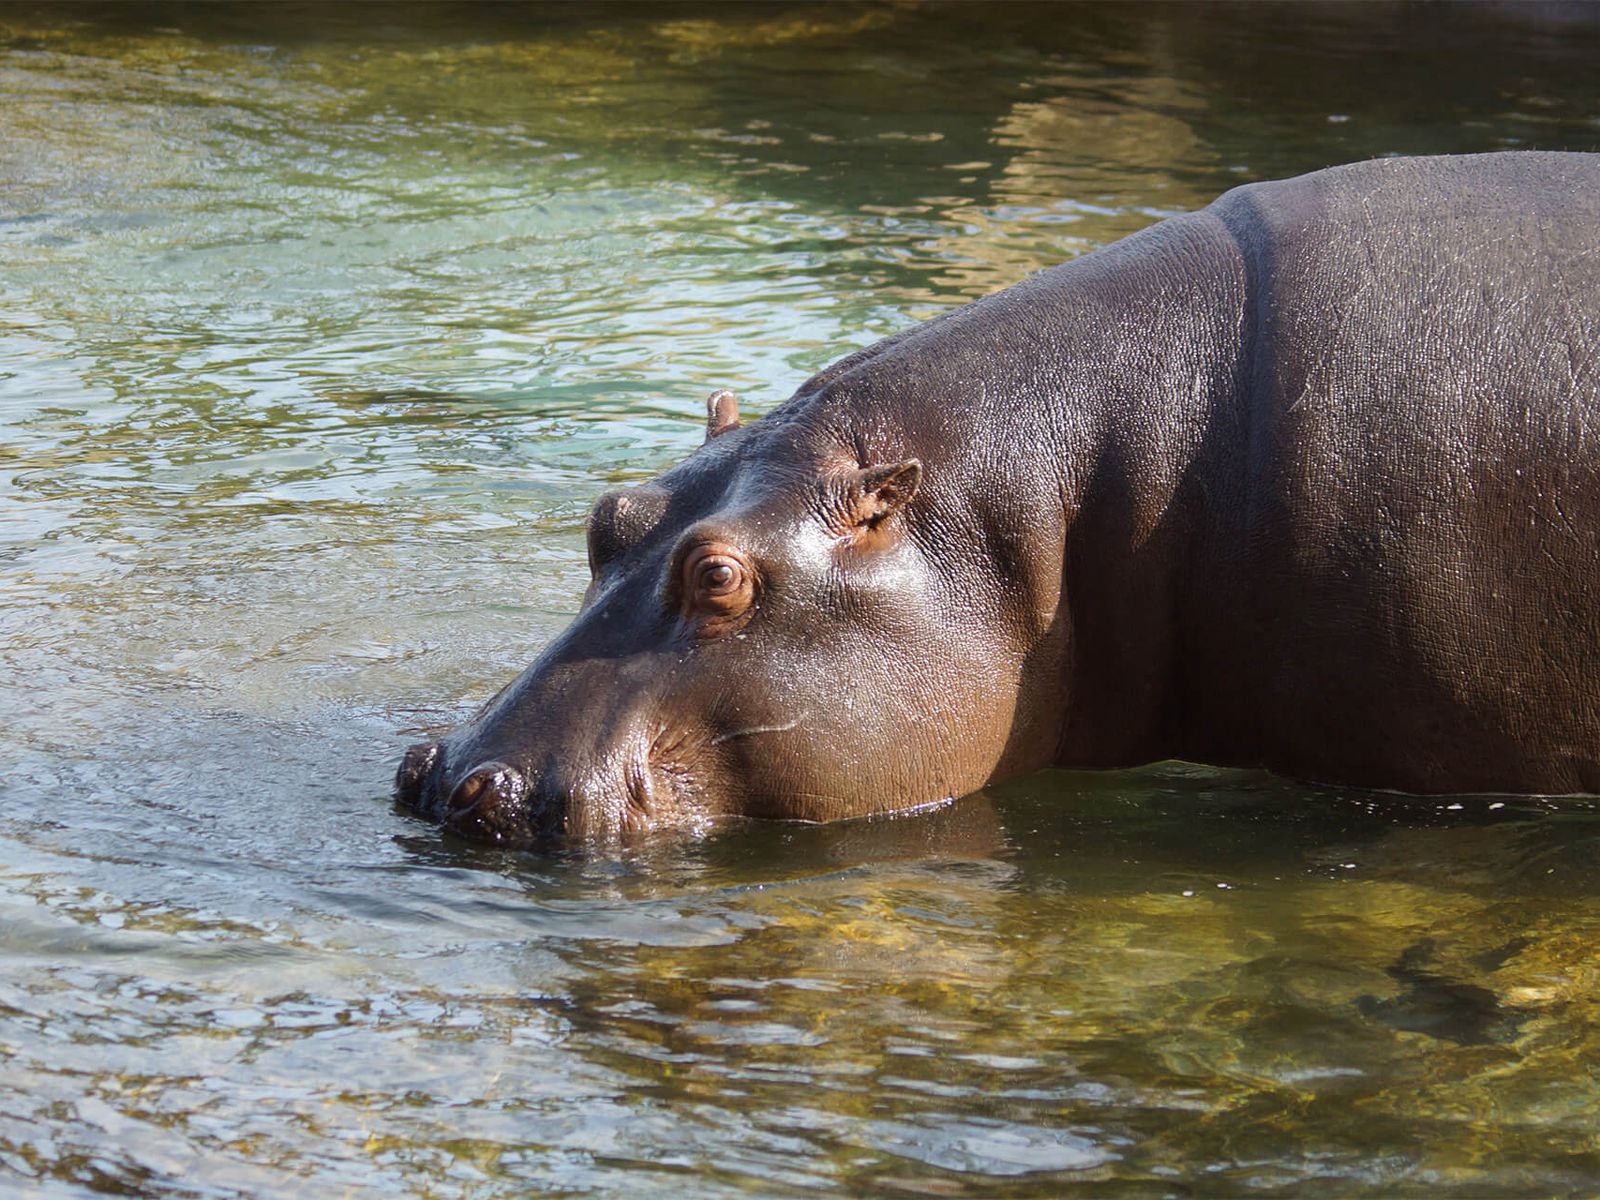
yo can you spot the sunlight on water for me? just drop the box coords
[4,2,1600,1195]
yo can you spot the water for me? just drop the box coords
[5,2,1600,1194]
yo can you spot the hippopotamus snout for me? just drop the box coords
[394,733,657,846]
[394,742,441,810]
[393,742,519,835]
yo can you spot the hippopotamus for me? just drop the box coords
[395,151,1600,846]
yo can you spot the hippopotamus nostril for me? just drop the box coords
[449,771,487,812]
[394,742,440,810]
[446,762,527,823]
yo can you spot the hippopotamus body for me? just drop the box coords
[396,151,1600,846]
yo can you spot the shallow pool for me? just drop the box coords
[5,3,1600,1194]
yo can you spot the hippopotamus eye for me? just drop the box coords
[682,544,755,620]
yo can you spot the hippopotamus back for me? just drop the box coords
[1182,153,1600,792]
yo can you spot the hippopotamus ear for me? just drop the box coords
[705,389,741,440]
[845,459,922,529]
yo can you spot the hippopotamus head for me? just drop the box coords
[396,370,1069,847]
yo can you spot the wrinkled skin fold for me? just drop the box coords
[396,151,1600,848]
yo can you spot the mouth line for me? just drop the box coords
[709,713,808,745]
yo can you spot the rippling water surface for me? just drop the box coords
[5,3,1600,1195]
